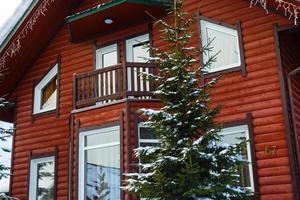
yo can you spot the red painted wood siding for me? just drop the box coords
[9,0,298,200]
[152,0,295,199]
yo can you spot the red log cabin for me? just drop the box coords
[0,0,300,199]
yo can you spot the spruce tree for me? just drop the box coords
[125,1,252,199]
[0,98,15,200]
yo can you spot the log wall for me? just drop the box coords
[9,0,298,200]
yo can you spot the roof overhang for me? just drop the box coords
[250,0,300,25]
[66,0,170,42]
[0,0,82,97]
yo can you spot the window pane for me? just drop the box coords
[85,129,119,147]
[102,50,118,68]
[85,145,120,200]
[37,161,55,200]
[41,77,57,110]
[140,142,160,147]
[221,131,250,188]
[206,27,239,69]
[140,127,158,140]
[132,42,149,63]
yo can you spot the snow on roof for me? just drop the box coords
[0,0,35,52]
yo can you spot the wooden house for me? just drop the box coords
[0,0,300,199]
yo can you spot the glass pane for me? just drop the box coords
[85,145,120,200]
[102,51,118,68]
[140,142,160,147]
[206,27,239,69]
[37,161,55,200]
[140,127,158,140]
[132,42,149,63]
[221,131,250,187]
[41,77,57,110]
[85,129,119,147]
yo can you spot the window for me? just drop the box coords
[200,19,242,73]
[78,126,121,200]
[33,64,58,114]
[28,156,55,200]
[95,44,118,97]
[138,124,159,200]
[138,124,160,148]
[126,34,150,92]
[126,34,150,63]
[219,125,254,191]
[96,43,118,69]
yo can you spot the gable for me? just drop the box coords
[0,0,81,97]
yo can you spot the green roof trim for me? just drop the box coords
[66,0,170,23]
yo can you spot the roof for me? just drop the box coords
[0,0,82,97]
[66,0,171,23]
[0,0,36,52]
[0,0,299,98]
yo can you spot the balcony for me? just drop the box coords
[73,62,158,108]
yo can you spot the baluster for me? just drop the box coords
[105,71,109,98]
[93,73,98,98]
[137,67,141,92]
[131,66,135,92]
[111,70,115,95]
[99,73,103,98]
[143,67,147,92]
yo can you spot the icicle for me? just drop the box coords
[251,0,300,25]
[0,0,56,70]
[250,0,269,13]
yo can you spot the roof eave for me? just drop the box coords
[66,0,170,23]
[0,0,38,52]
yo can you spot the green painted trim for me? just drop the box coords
[66,0,170,23]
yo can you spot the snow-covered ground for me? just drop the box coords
[0,121,13,193]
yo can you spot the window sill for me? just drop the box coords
[203,65,246,80]
[32,109,57,122]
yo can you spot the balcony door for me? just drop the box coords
[95,44,118,98]
[126,34,150,92]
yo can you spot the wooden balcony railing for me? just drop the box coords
[73,62,158,108]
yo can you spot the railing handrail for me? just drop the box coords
[76,63,158,79]
[126,62,158,68]
[74,62,159,108]
[75,63,123,78]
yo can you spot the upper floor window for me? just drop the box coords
[126,34,150,63]
[28,156,56,200]
[33,64,58,114]
[96,43,118,69]
[200,19,242,73]
[219,125,254,192]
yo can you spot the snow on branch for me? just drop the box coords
[250,0,300,25]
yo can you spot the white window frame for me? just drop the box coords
[138,123,160,147]
[138,124,159,200]
[126,33,150,63]
[126,34,150,92]
[78,126,121,200]
[33,64,58,114]
[200,20,241,73]
[28,156,55,200]
[220,125,254,192]
[95,44,118,98]
[95,43,118,69]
